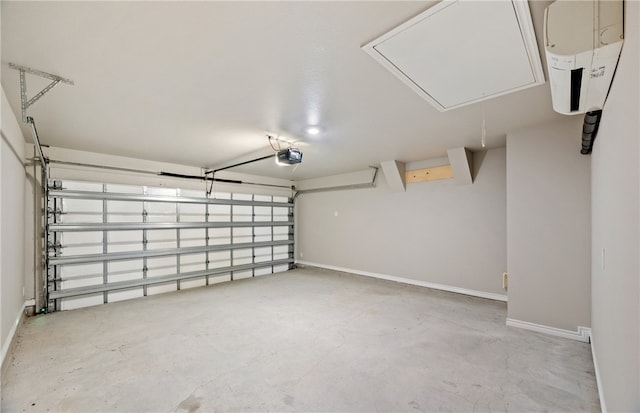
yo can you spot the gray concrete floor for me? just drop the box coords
[2,267,599,412]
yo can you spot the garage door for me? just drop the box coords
[46,179,294,311]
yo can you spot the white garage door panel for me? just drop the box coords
[210,204,231,222]
[61,275,103,290]
[146,230,177,250]
[181,278,207,290]
[233,193,252,201]
[108,231,143,252]
[107,201,143,223]
[180,229,207,247]
[63,181,103,192]
[273,226,290,242]
[147,202,178,222]
[61,199,103,223]
[109,288,144,303]
[232,205,253,222]
[61,294,103,311]
[180,203,206,222]
[147,282,178,296]
[147,257,177,278]
[254,206,272,222]
[254,227,272,243]
[254,267,273,276]
[181,253,207,273]
[233,227,253,244]
[255,247,273,263]
[106,184,143,194]
[209,251,231,268]
[234,271,253,280]
[108,260,143,283]
[273,207,290,221]
[148,187,177,196]
[209,228,231,245]
[59,263,102,278]
[61,231,103,256]
[273,264,289,273]
[273,245,290,261]
[46,179,294,311]
[107,200,143,214]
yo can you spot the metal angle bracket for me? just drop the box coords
[8,63,74,122]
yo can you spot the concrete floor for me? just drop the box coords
[2,267,599,412]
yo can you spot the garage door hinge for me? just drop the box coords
[47,208,63,217]
[47,242,62,253]
[49,181,63,190]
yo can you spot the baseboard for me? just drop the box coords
[590,335,607,413]
[1,301,29,375]
[506,318,591,343]
[296,261,508,302]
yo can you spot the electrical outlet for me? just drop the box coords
[502,272,508,290]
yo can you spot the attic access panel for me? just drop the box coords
[362,0,545,111]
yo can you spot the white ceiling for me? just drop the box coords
[1,1,561,180]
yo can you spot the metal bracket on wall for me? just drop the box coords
[8,63,74,122]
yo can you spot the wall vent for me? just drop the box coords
[362,0,545,111]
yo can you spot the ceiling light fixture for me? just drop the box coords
[305,126,321,136]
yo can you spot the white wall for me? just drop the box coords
[506,117,591,332]
[590,0,639,410]
[296,148,507,297]
[1,86,27,366]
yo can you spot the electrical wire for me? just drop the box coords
[268,135,282,151]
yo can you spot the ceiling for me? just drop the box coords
[1,1,560,181]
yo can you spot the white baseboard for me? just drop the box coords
[506,318,591,343]
[590,335,607,413]
[1,301,28,369]
[296,261,508,302]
